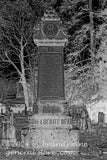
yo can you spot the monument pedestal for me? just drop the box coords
[25,114,79,153]
[37,100,65,113]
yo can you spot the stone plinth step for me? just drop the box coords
[22,114,79,154]
[28,129,79,152]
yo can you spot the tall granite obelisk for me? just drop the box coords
[26,8,79,153]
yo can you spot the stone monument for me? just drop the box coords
[98,112,105,126]
[26,7,79,153]
[1,111,16,148]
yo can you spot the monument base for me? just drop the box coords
[1,139,10,148]
[1,138,16,148]
[24,114,79,154]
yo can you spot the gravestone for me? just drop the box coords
[26,8,79,153]
[98,112,105,126]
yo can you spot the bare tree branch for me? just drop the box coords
[68,44,89,57]
[5,51,21,76]
[0,54,9,63]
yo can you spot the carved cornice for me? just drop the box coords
[33,38,67,47]
[33,9,68,47]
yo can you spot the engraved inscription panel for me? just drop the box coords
[38,53,64,100]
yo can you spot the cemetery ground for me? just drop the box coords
[0,126,107,160]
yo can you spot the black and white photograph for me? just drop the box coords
[0,0,107,159]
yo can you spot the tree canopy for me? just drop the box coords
[55,0,107,105]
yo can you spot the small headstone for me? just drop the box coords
[25,105,27,115]
[80,109,88,130]
[18,111,20,115]
[33,103,38,114]
[87,117,91,130]
[98,112,105,126]
[1,109,3,114]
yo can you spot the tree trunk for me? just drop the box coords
[89,0,95,86]
[89,0,95,62]
[21,74,29,108]
[20,40,29,109]
[89,0,94,54]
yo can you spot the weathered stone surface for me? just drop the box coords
[37,100,64,113]
[29,114,73,129]
[30,129,79,152]
[25,114,79,153]
[26,128,79,152]
[37,53,64,100]
[98,112,105,126]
